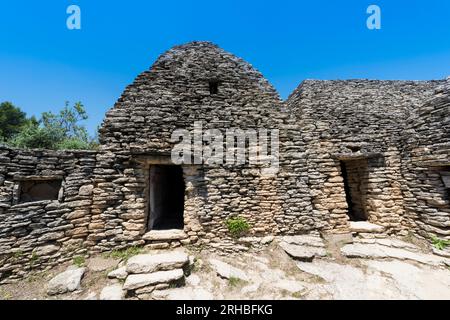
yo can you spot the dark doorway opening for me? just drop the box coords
[340,159,368,221]
[148,165,185,230]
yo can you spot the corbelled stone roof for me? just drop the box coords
[99,41,282,153]
[286,79,444,144]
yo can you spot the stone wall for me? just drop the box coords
[287,80,443,234]
[97,42,323,252]
[0,147,97,282]
[0,42,448,281]
[402,78,450,240]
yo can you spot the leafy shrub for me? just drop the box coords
[225,217,250,238]
[8,123,60,149]
[431,236,450,250]
[6,101,97,150]
[56,138,93,150]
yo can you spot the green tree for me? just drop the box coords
[41,101,89,144]
[0,102,29,140]
[8,101,96,150]
[8,122,59,149]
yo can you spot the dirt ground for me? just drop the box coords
[1,238,449,300]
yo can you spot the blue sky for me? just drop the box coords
[1,0,449,135]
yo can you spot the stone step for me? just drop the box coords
[142,229,188,241]
[349,221,385,233]
[126,251,189,274]
[123,269,184,291]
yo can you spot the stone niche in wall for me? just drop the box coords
[441,170,450,189]
[14,176,63,204]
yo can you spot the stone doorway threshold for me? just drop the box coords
[349,221,385,233]
[143,229,188,241]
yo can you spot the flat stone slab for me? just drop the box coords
[47,267,86,295]
[349,221,385,233]
[126,252,189,274]
[100,284,125,300]
[123,269,184,291]
[297,258,450,300]
[280,235,325,248]
[108,266,128,280]
[355,238,420,251]
[341,243,448,266]
[209,259,249,281]
[143,229,188,241]
[279,242,327,262]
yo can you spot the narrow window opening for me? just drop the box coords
[209,81,219,94]
[19,179,62,203]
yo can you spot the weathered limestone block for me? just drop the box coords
[47,267,86,295]
[123,269,184,290]
[126,252,189,274]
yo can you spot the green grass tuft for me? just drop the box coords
[107,246,143,261]
[73,256,86,267]
[228,276,245,287]
[225,217,250,238]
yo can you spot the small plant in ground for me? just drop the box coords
[169,280,184,289]
[291,291,304,299]
[10,250,23,262]
[29,252,39,267]
[0,289,12,300]
[108,246,143,261]
[431,236,450,251]
[225,217,250,238]
[73,256,86,267]
[228,276,245,287]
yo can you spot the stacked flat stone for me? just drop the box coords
[109,252,189,300]
[0,42,448,282]
[402,78,450,240]
[0,148,96,283]
[287,79,444,234]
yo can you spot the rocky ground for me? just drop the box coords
[1,230,449,300]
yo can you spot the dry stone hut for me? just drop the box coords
[0,41,448,281]
[287,79,445,234]
[402,80,450,239]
